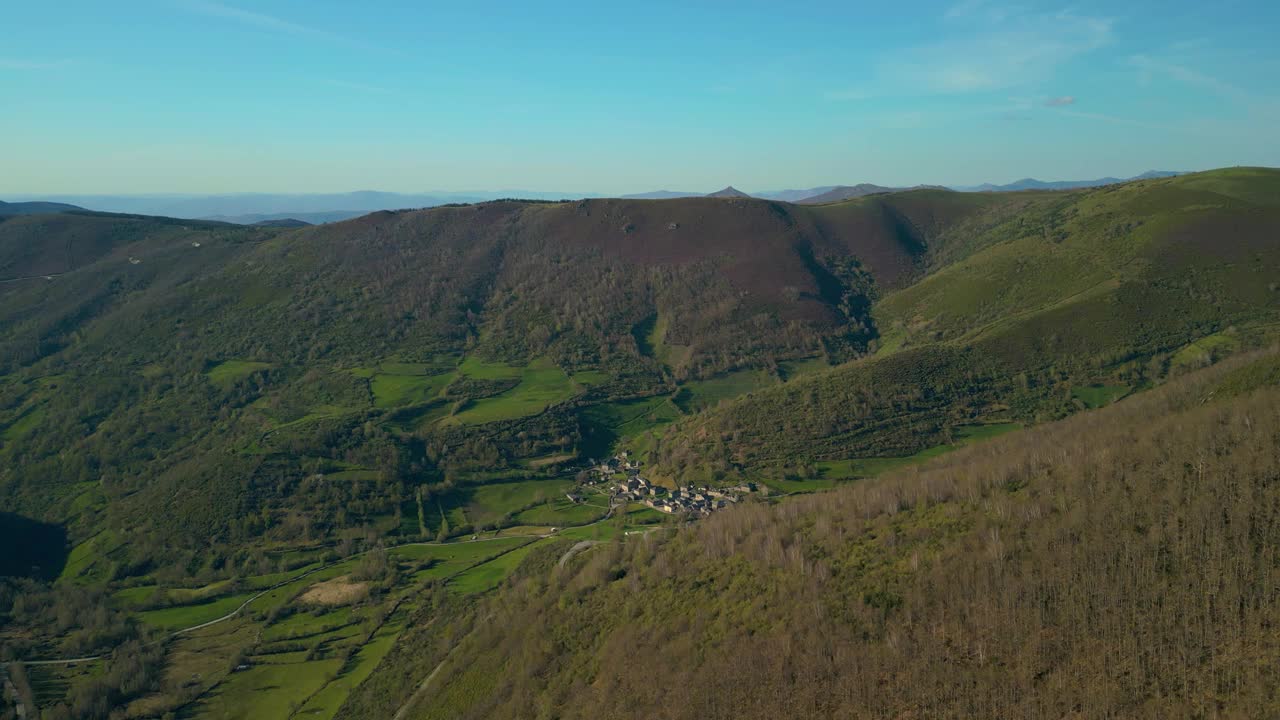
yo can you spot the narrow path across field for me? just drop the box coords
[390,524,640,719]
[390,650,450,720]
[0,273,61,284]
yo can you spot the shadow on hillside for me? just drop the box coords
[0,511,68,580]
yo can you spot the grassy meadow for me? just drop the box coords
[448,358,578,424]
[205,360,273,388]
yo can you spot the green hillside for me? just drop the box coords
[2,169,1279,719]
[0,189,1016,564]
[335,350,1280,720]
[651,169,1280,481]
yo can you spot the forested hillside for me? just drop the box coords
[0,193,1009,569]
[2,169,1278,719]
[650,168,1280,481]
[339,350,1280,720]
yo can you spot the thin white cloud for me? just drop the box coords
[883,8,1113,94]
[1131,55,1262,106]
[1052,108,1187,133]
[1129,53,1280,123]
[177,0,393,55]
[180,0,323,36]
[1045,96,1076,106]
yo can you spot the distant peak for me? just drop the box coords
[706,186,751,198]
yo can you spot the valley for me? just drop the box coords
[2,168,1279,719]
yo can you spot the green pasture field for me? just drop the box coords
[194,657,345,720]
[206,360,273,388]
[137,592,258,631]
[390,537,533,583]
[294,614,407,718]
[457,356,523,380]
[58,531,122,584]
[2,405,44,441]
[448,539,553,594]
[368,370,455,409]
[1072,384,1131,408]
[513,497,604,526]
[463,478,576,524]
[449,358,577,424]
[675,368,776,413]
[261,606,358,643]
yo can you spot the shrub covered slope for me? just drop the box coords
[347,350,1280,720]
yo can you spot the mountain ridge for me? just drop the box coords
[955,170,1185,192]
[0,199,86,215]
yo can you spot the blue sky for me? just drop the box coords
[3,0,1278,194]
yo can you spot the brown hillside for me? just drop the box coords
[0,192,1006,385]
[344,351,1280,720]
[240,194,1004,373]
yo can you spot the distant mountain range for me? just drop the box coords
[4,172,1193,224]
[619,190,703,200]
[954,171,1184,192]
[755,187,841,202]
[0,190,592,223]
[618,172,1188,201]
[201,211,360,225]
[0,200,85,215]
[622,184,931,203]
[795,184,950,204]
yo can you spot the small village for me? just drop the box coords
[578,452,756,517]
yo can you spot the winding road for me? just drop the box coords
[0,273,61,285]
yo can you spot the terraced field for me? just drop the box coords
[36,535,556,719]
[448,358,579,425]
[205,360,273,388]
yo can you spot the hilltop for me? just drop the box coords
[705,186,752,198]
[795,183,950,204]
[0,200,85,215]
[957,170,1184,192]
[203,211,360,225]
[793,183,895,202]
[621,184,942,203]
[249,217,312,228]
